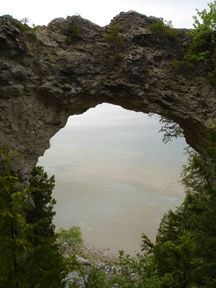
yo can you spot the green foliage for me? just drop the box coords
[149,114,184,143]
[64,252,107,287]
[114,53,123,60]
[174,2,216,86]
[13,20,30,32]
[105,24,123,62]
[0,148,34,287]
[26,166,56,242]
[114,124,214,287]
[65,25,80,45]
[141,233,155,256]
[56,226,83,255]
[158,116,184,143]
[13,18,37,33]
[148,125,216,286]
[0,147,66,287]
[105,23,123,46]
[148,18,182,39]
[105,51,123,63]
[155,232,205,286]
[187,1,216,62]
[108,251,178,288]
[81,266,107,288]
[110,251,148,287]
[1,111,216,287]
[63,122,216,287]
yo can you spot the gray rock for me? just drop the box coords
[0,12,215,183]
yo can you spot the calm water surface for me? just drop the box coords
[38,103,187,255]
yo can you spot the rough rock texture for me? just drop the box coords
[0,11,216,181]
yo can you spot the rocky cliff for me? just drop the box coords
[0,11,216,181]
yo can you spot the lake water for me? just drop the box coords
[38,103,187,256]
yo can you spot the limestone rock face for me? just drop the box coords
[0,12,216,181]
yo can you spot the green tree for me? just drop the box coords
[26,166,56,243]
[0,148,34,287]
[104,23,123,62]
[184,1,216,62]
[0,148,66,287]
[174,1,216,85]
[140,124,216,286]
[105,23,123,51]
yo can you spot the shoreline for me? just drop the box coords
[80,243,118,264]
[52,169,185,257]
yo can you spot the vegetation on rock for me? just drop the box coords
[105,24,123,47]
[13,18,37,33]
[148,18,182,39]
[65,25,80,45]
[105,23,123,62]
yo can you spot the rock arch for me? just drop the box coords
[0,11,216,180]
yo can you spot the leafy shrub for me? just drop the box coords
[185,1,216,62]
[105,23,123,47]
[148,18,182,39]
[57,226,83,255]
[173,1,216,86]
[104,24,123,62]
[65,25,80,45]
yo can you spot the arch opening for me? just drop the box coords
[38,103,187,256]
